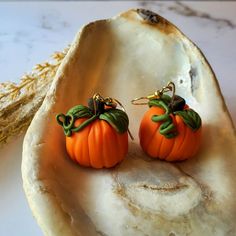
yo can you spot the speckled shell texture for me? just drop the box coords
[22,9,236,236]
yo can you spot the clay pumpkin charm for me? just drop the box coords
[133,82,202,161]
[56,94,130,168]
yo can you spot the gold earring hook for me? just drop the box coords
[131,91,162,105]
[131,81,176,105]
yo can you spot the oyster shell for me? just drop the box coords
[22,9,236,236]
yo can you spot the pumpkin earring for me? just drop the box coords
[132,82,202,161]
[56,93,132,169]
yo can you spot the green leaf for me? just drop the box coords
[67,105,93,119]
[174,109,201,131]
[99,109,129,133]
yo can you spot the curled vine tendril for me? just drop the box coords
[56,113,98,136]
[149,99,178,138]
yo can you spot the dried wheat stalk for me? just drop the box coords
[0,47,69,147]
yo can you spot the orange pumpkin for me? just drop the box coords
[135,83,202,161]
[139,105,201,161]
[56,94,129,168]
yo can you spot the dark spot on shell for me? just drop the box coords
[137,9,159,24]
[189,66,199,94]
[169,232,176,236]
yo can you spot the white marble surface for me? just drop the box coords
[0,1,235,235]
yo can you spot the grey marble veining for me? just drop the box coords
[167,2,235,28]
[140,1,236,27]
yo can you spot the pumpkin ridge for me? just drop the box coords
[66,137,75,162]
[87,120,97,168]
[94,120,104,168]
[74,131,82,165]
[147,125,160,157]
[100,121,116,168]
[166,116,187,161]
[139,110,153,151]
[83,125,92,167]
[111,125,120,163]
[144,113,162,155]
[180,132,194,160]
[165,131,177,161]
[110,123,122,167]
[116,130,127,163]
[75,121,91,167]
[146,107,164,149]
[87,121,95,168]
[173,119,187,160]
[71,135,77,163]
[71,119,85,164]
[146,118,163,158]
[97,120,107,167]
[179,118,187,146]
[160,129,175,159]
[156,134,165,159]
[86,121,93,167]
[165,114,178,158]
